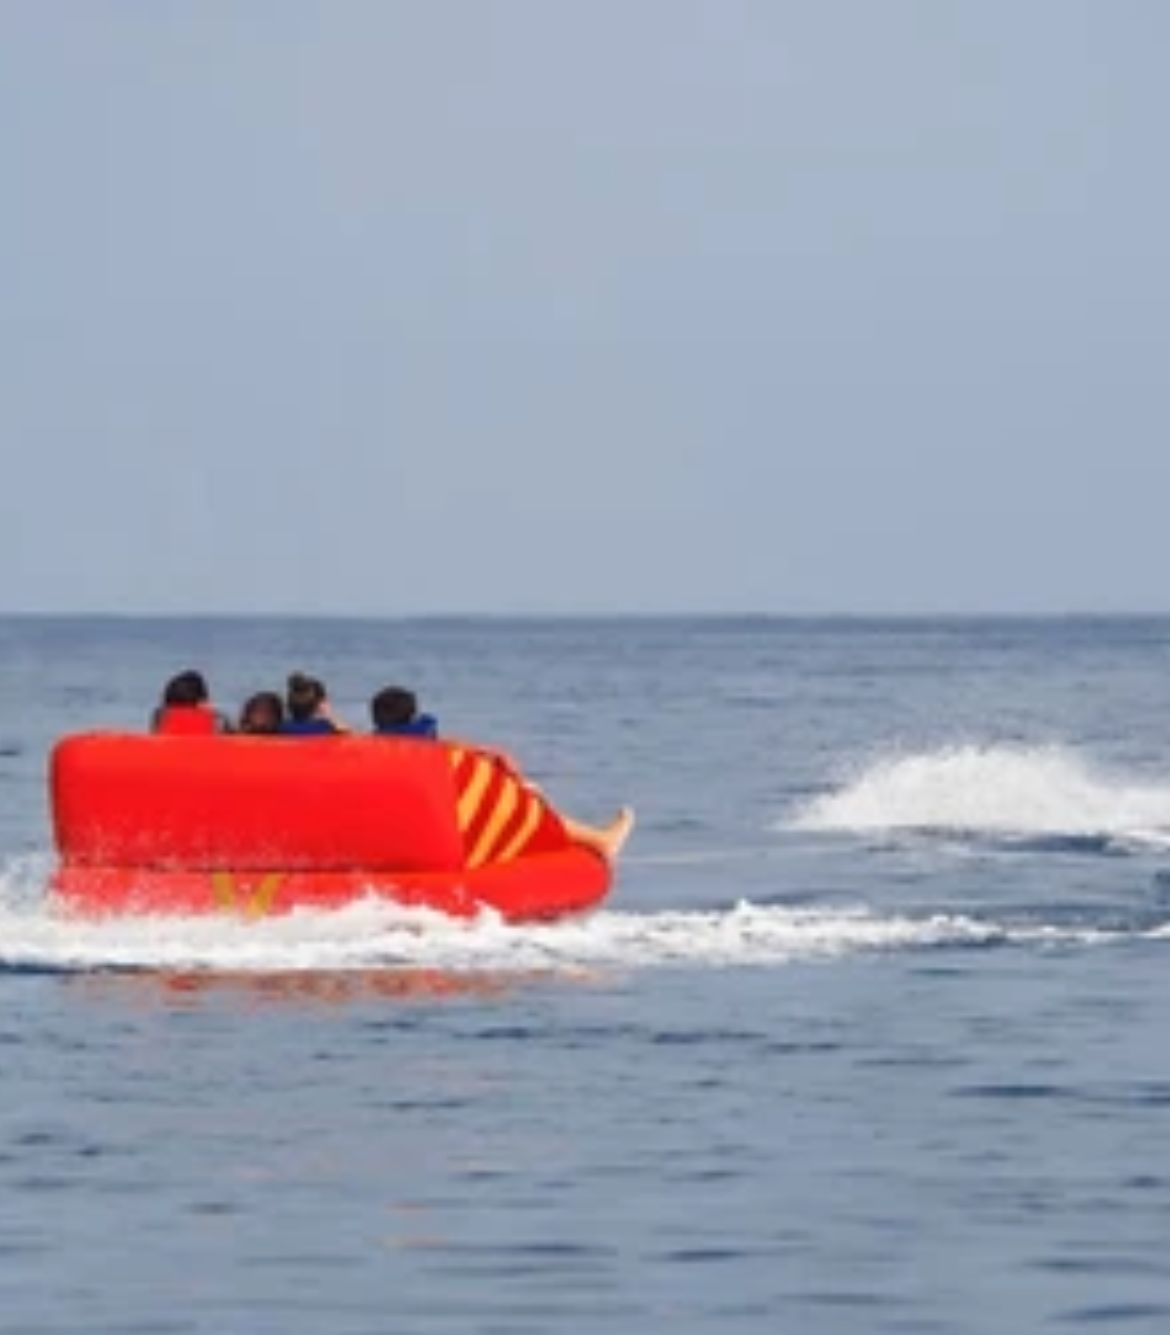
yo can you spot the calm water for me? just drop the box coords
[4,616,1170,1333]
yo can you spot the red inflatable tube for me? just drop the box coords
[49,734,612,921]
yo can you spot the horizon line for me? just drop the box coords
[4,608,1170,622]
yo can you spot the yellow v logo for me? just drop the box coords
[209,871,283,918]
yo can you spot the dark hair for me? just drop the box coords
[286,672,326,722]
[239,691,284,735]
[162,670,209,707]
[370,686,418,731]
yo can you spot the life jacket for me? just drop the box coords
[154,704,220,736]
[375,714,438,739]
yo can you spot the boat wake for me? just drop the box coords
[0,855,1152,975]
[790,744,1170,852]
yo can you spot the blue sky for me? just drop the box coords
[2,2,1167,614]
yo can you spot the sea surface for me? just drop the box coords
[3,615,1170,1333]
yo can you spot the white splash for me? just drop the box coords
[791,744,1170,847]
[0,855,1132,974]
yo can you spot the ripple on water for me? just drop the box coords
[1058,1303,1170,1324]
[951,1082,1072,1100]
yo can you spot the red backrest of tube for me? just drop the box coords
[51,733,467,873]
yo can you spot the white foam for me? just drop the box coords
[0,856,1134,973]
[791,744,1170,847]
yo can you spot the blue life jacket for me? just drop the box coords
[374,713,438,739]
[280,718,340,736]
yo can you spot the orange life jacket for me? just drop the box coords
[154,704,220,736]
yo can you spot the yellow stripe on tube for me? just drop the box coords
[467,778,520,869]
[209,870,283,917]
[210,870,236,912]
[494,793,542,865]
[247,872,283,918]
[456,757,494,832]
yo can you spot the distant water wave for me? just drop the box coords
[0,858,1148,973]
[791,744,1170,850]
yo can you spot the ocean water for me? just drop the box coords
[4,616,1170,1333]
